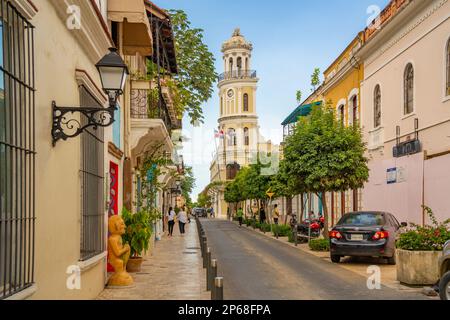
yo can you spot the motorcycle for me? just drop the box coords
[297,216,325,240]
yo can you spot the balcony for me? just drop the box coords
[218,70,257,82]
[130,80,181,160]
[368,127,385,151]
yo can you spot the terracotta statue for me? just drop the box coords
[107,215,133,287]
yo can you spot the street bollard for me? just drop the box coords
[214,277,224,301]
[206,248,212,291]
[294,225,298,247]
[210,259,217,298]
[202,238,208,268]
[201,236,207,259]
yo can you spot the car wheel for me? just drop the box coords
[331,255,341,263]
[387,255,396,265]
[439,271,450,301]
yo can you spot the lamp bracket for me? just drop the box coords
[51,100,117,146]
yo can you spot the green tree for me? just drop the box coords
[282,104,369,238]
[311,68,321,91]
[180,166,196,209]
[169,10,217,124]
[296,90,303,104]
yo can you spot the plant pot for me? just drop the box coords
[127,257,144,273]
[396,249,442,285]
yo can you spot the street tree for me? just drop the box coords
[282,104,369,238]
[296,90,303,104]
[168,10,217,124]
[310,68,320,92]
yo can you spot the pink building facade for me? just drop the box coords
[359,0,450,224]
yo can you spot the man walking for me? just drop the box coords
[236,207,244,227]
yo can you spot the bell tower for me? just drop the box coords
[218,28,259,167]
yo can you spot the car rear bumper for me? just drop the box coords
[330,240,392,257]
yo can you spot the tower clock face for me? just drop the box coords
[227,89,234,98]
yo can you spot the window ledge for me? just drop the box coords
[78,251,107,272]
[369,126,384,133]
[401,112,417,121]
[442,95,450,103]
[5,284,38,300]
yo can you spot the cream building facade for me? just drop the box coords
[210,29,275,219]
[0,0,179,300]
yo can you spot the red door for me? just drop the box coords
[107,162,119,273]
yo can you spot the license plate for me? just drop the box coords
[350,234,364,241]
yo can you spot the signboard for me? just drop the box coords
[393,139,421,158]
[387,168,397,184]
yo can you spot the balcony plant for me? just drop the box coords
[396,206,450,285]
[121,208,153,273]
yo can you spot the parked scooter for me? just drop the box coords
[297,215,325,239]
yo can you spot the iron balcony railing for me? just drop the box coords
[130,88,180,134]
[218,70,257,82]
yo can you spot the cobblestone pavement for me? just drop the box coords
[97,220,210,300]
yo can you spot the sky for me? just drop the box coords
[156,0,390,201]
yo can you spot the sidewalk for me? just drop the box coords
[97,220,210,300]
[237,222,429,295]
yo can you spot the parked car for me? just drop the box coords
[439,240,450,300]
[329,211,407,265]
[193,207,207,218]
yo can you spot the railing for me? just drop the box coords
[130,88,179,133]
[368,127,384,150]
[218,70,257,82]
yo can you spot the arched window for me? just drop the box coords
[351,95,358,125]
[227,128,236,147]
[229,58,233,73]
[243,93,249,112]
[226,163,240,180]
[244,127,249,146]
[404,63,414,115]
[237,57,242,76]
[339,105,345,126]
[446,39,450,96]
[374,85,381,128]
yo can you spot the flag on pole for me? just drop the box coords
[214,129,225,139]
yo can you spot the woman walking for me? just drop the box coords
[178,206,188,235]
[167,207,176,237]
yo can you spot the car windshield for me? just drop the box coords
[338,213,385,226]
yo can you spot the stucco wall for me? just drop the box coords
[30,0,108,299]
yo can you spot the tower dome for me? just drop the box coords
[222,28,253,52]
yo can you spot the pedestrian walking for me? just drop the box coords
[259,207,266,224]
[236,207,244,227]
[178,206,188,235]
[167,207,176,237]
[273,204,280,225]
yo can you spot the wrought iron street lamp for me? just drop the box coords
[51,48,129,146]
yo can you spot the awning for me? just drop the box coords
[108,0,153,56]
[281,101,322,126]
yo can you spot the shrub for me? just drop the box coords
[288,231,295,243]
[272,224,291,237]
[309,238,330,252]
[396,207,450,251]
[259,223,271,233]
[121,208,153,258]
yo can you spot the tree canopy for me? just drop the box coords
[169,10,217,124]
[281,104,369,237]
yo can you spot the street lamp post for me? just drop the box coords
[51,47,129,146]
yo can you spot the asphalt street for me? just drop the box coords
[201,219,429,300]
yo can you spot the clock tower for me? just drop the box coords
[217,28,260,169]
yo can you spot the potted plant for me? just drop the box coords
[121,208,153,273]
[396,207,450,285]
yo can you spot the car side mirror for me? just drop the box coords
[400,222,408,228]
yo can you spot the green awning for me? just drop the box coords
[281,101,322,126]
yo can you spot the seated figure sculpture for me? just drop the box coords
[107,215,133,286]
